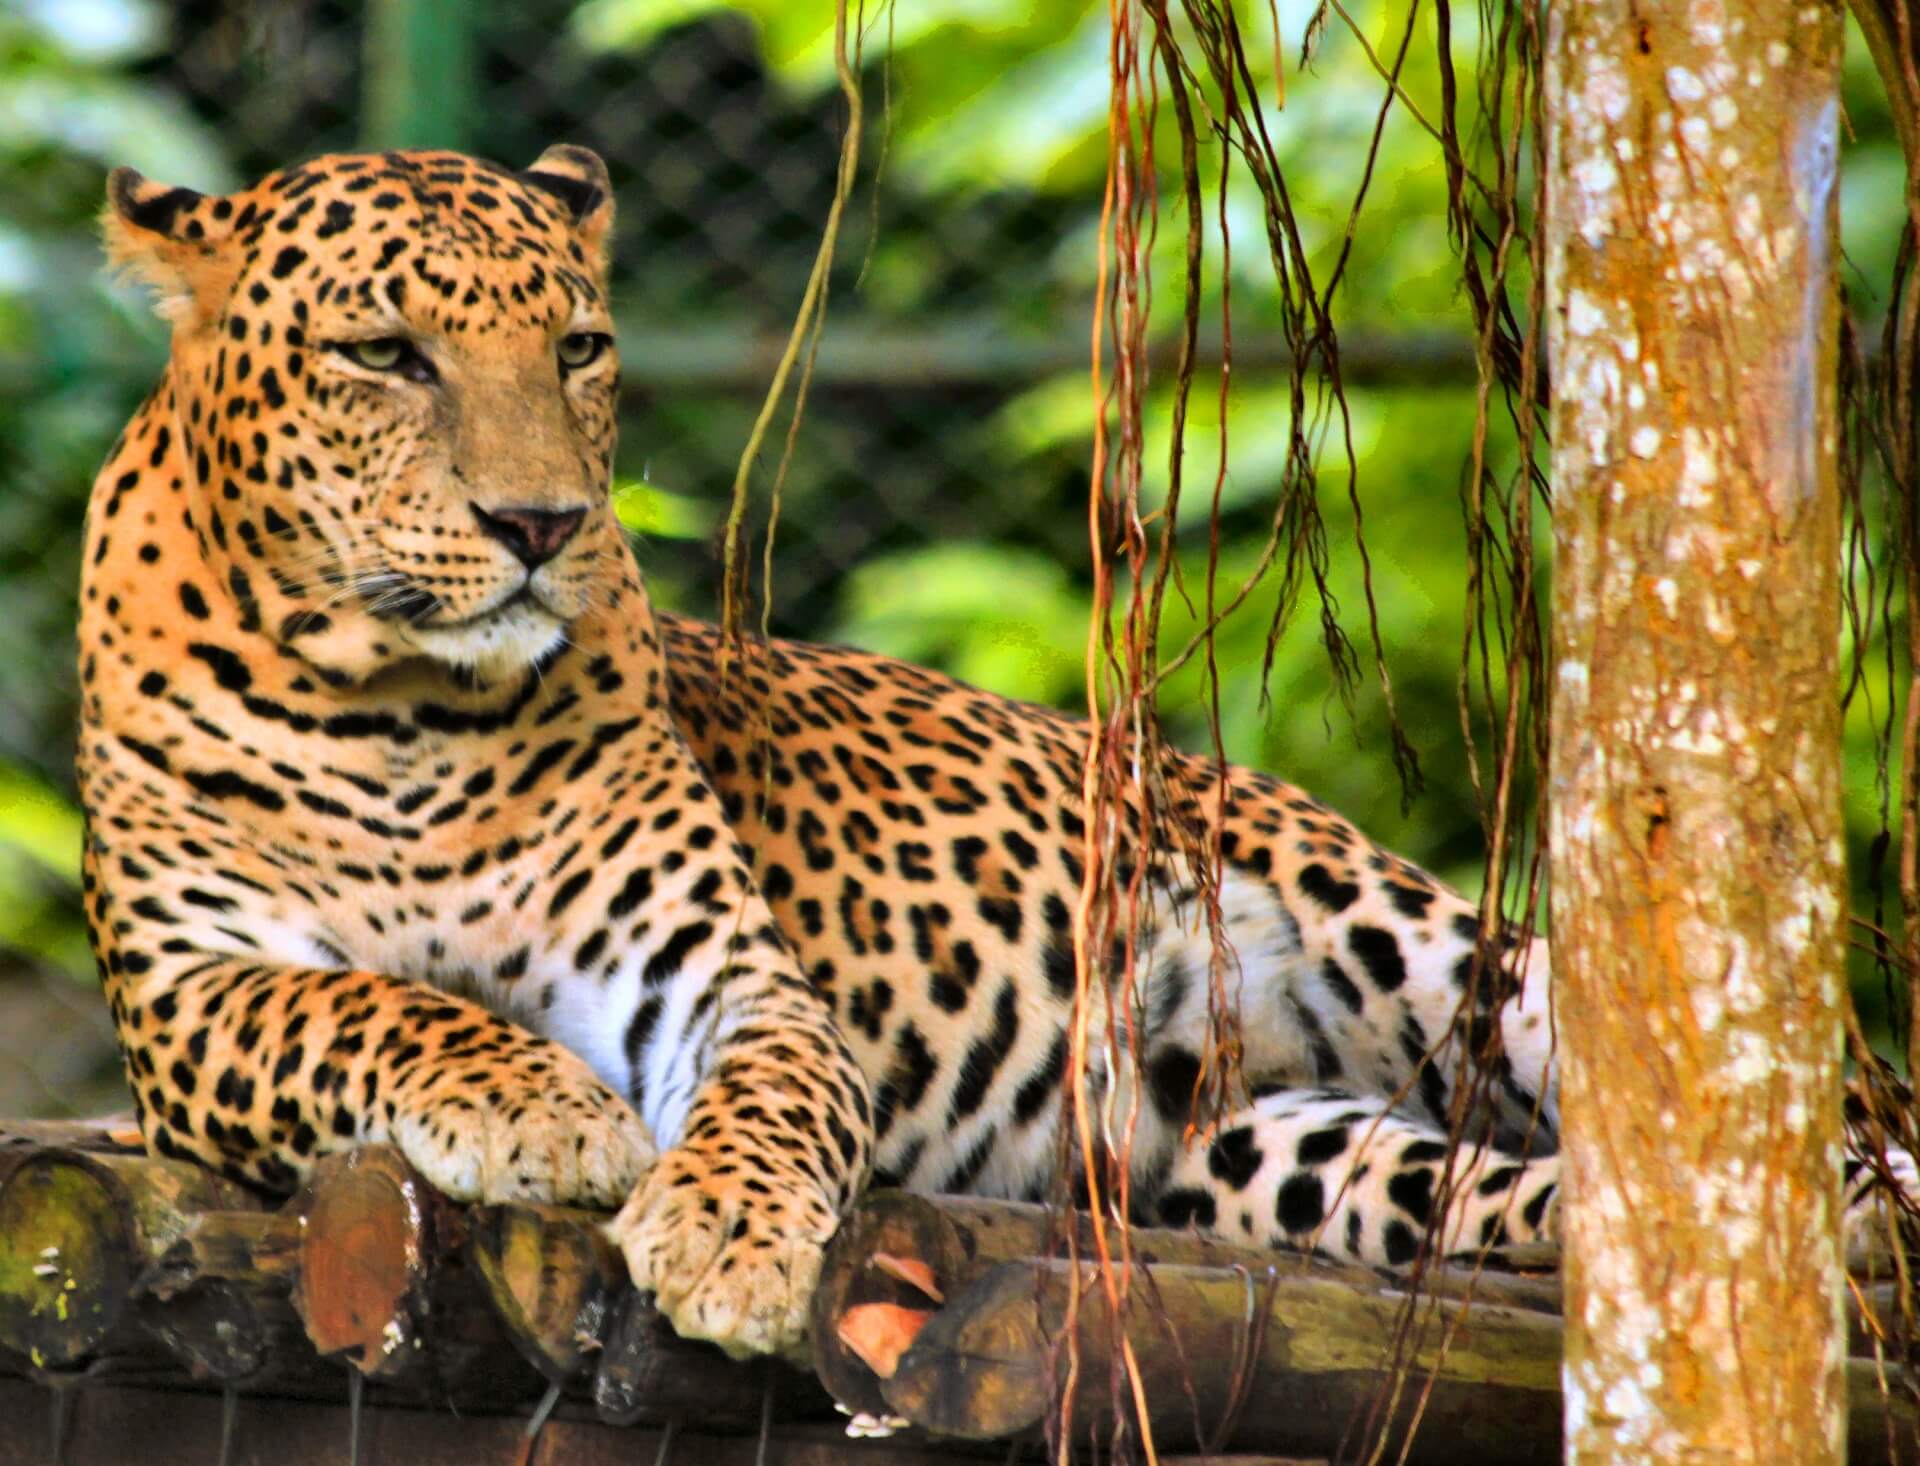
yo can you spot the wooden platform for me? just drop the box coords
[0,1379,1034,1466]
[0,1118,1911,1462]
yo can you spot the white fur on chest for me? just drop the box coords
[180,851,585,1018]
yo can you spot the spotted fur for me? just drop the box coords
[79,146,1906,1361]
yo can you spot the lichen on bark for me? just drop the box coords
[1545,2,1848,1462]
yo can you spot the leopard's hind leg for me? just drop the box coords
[1153,1088,1560,1267]
[1150,1088,1920,1273]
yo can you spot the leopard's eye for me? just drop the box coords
[331,338,434,382]
[558,332,611,371]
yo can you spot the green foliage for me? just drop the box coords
[832,542,1088,707]
[603,3,1910,1030]
[1,1,236,185]
[1,0,1913,1062]
[0,761,88,981]
[613,477,720,541]
[0,0,237,986]
[832,382,1532,897]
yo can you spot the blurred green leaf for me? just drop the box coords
[830,543,1087,706]
[0,760,88,981]
[614,478,719,540]
[0,70,236,188]
[0,762,81,879]
[14,0,162,65]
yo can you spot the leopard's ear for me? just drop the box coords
[102,167,240,322]
[521,145,614,271]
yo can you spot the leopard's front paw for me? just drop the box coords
[393,1050,656,1208]
[606,1144,838,1359]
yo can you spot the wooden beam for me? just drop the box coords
[0,1378,1000,1466]
[0,1139,827,1424]
[1,1131,1912,1459]
[881,1259,1562,1462]
[608,319,1490,393]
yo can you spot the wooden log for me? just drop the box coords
[0,1149,137,1371]
[807,1190,1565,1413]
[0,1144,546,1402]
[878,1257,1920,1464]
[0,1117,144,1157]
[0,1116,133,1240]
[938,1193,1565,1307]
[811,1189,1920,1455]
[882,1257,1553,1462]
[280,1146,598,1404]
[0,1146,255,1371]
[133,1199,348,1395]
[126,1277,294,1384]
[0,1146,383,1397]
[285,1147,446,1378]
[590,1287,834,1426]
[825,1192,1561,1307]
[466,1200,628,1386]
[4,1129,1911,1460]
[459,1193,838,1421]
[810,1191,979,1416]
[465,1193,838,1421]
[144,1178,652,1403]
[0,1138,834,1424]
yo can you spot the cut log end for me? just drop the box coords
[836,1302,935,1379]
[0,1151,135,1369]
[809,1190,974,1416]
[882,1264,1053,1440]
[467,1200,627,1384]
[871,1252,945,1303]
[290,1149,435,1373]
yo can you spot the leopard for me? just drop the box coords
[77,143,1909,1364]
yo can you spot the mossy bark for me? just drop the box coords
[1545,3,1848,1461]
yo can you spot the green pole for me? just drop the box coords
[363,0,477,152]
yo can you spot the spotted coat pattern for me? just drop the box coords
[78,146,1906,1360]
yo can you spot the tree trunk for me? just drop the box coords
[1545,5,1848,1464]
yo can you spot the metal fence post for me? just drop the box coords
[363,0,477,151]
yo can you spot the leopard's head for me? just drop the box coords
[104,145,623,684]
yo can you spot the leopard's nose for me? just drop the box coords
[472,504,588,568]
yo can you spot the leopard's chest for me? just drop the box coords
[170,737,638,1019]
[224,842,588,1017]
[190,691,669,990]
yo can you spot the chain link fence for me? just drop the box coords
[2,0,1113,1116]
[138,0,1098,628]
[0,0,1588,1116]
